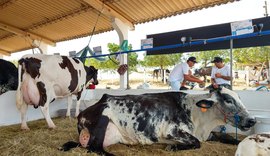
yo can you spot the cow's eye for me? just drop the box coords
[225,99,234,104]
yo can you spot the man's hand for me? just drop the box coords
[212,83,219,89]
[215,73,222,78]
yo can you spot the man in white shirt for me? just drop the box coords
[168,56,204,90]
[210,57,232,89]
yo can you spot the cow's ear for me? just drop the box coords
[84,65,89,71]
[196,99,214,108]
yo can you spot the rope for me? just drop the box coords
[87,2,104,46]
[215,104,242,141]
[220,125,226,133]
[234,114,240,141]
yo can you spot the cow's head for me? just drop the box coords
[196,87,256,131]
[85,66,98,85]
[193,69,200,77]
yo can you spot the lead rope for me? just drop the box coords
[234,114,240,141]
[216,105,241,142]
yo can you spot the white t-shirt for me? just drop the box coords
[168,62,190,82]
[211,65,231,85]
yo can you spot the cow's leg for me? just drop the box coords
[16,89,30,130]
[59,141,81,151]
[40,92,56,129]
[66,95,73,117]
[19,102,29,130]
[75,100,81,117]
[40,104,56,129]
[86,115,114,156]
[204,75,207,82]
[75,89,84,117]
[164,127,200,151]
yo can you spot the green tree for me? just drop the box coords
[234,47,270,64]
[140,53,182,69]
[233,46,270,69]
[85,43,138,72]
[188,50,230,67]
[139,53,182,79]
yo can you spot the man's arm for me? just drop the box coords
[211,78,219,88]
[215,73,232,80]
[211,78,216,84]
[184,74,204,83]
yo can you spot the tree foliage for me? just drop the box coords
[187,50,230,67]
[186,47,270,69]
[86,46,270,71]
[85,43,138,72]
[234,47,270,64]
[233,46,270,69]
[140,53,182,69]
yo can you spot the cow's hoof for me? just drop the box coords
[21,126,30,131]
[58,146,64,151]
[165,145,176,151]
[48,126,56,130]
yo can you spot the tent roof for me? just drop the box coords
[0,0,238,56]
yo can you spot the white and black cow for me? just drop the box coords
[0,59,18,95]
[60,87,256,155]
[16,54,98,130]
[235,132,270,156]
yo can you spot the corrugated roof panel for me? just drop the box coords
[0,35,31,51]
[29,11,112,42]
[0,0,239,55]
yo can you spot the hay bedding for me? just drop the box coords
[0,117,240,156]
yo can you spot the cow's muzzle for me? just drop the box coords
[241,118,256,131]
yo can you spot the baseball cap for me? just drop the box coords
[211,57,223,63]
[187,56,197,63]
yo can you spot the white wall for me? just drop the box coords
[0,91,66,126]
[1,89,270,135]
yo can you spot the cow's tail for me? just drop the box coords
[17,59,23,89]
[16,58,25,110]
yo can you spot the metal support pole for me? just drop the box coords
[230,39,233,90]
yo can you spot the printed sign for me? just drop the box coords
[231,19,254,36]
[141,38,153,49]
[93,46,102,55]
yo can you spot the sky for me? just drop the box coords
[3,0,269,61]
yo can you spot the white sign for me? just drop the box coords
[69,51,76,57]
[141,38,153,49]
[93,46,102,55]
[231,19,254,36]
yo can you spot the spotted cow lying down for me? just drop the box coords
[235,132,270,156]
[0,59,18,95]
[16,54,98,130]
[60,87,256,155]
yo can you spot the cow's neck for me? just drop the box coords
[187,94,224,141]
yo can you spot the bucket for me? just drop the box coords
[88,84,96,89]
[254,116,270,134]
